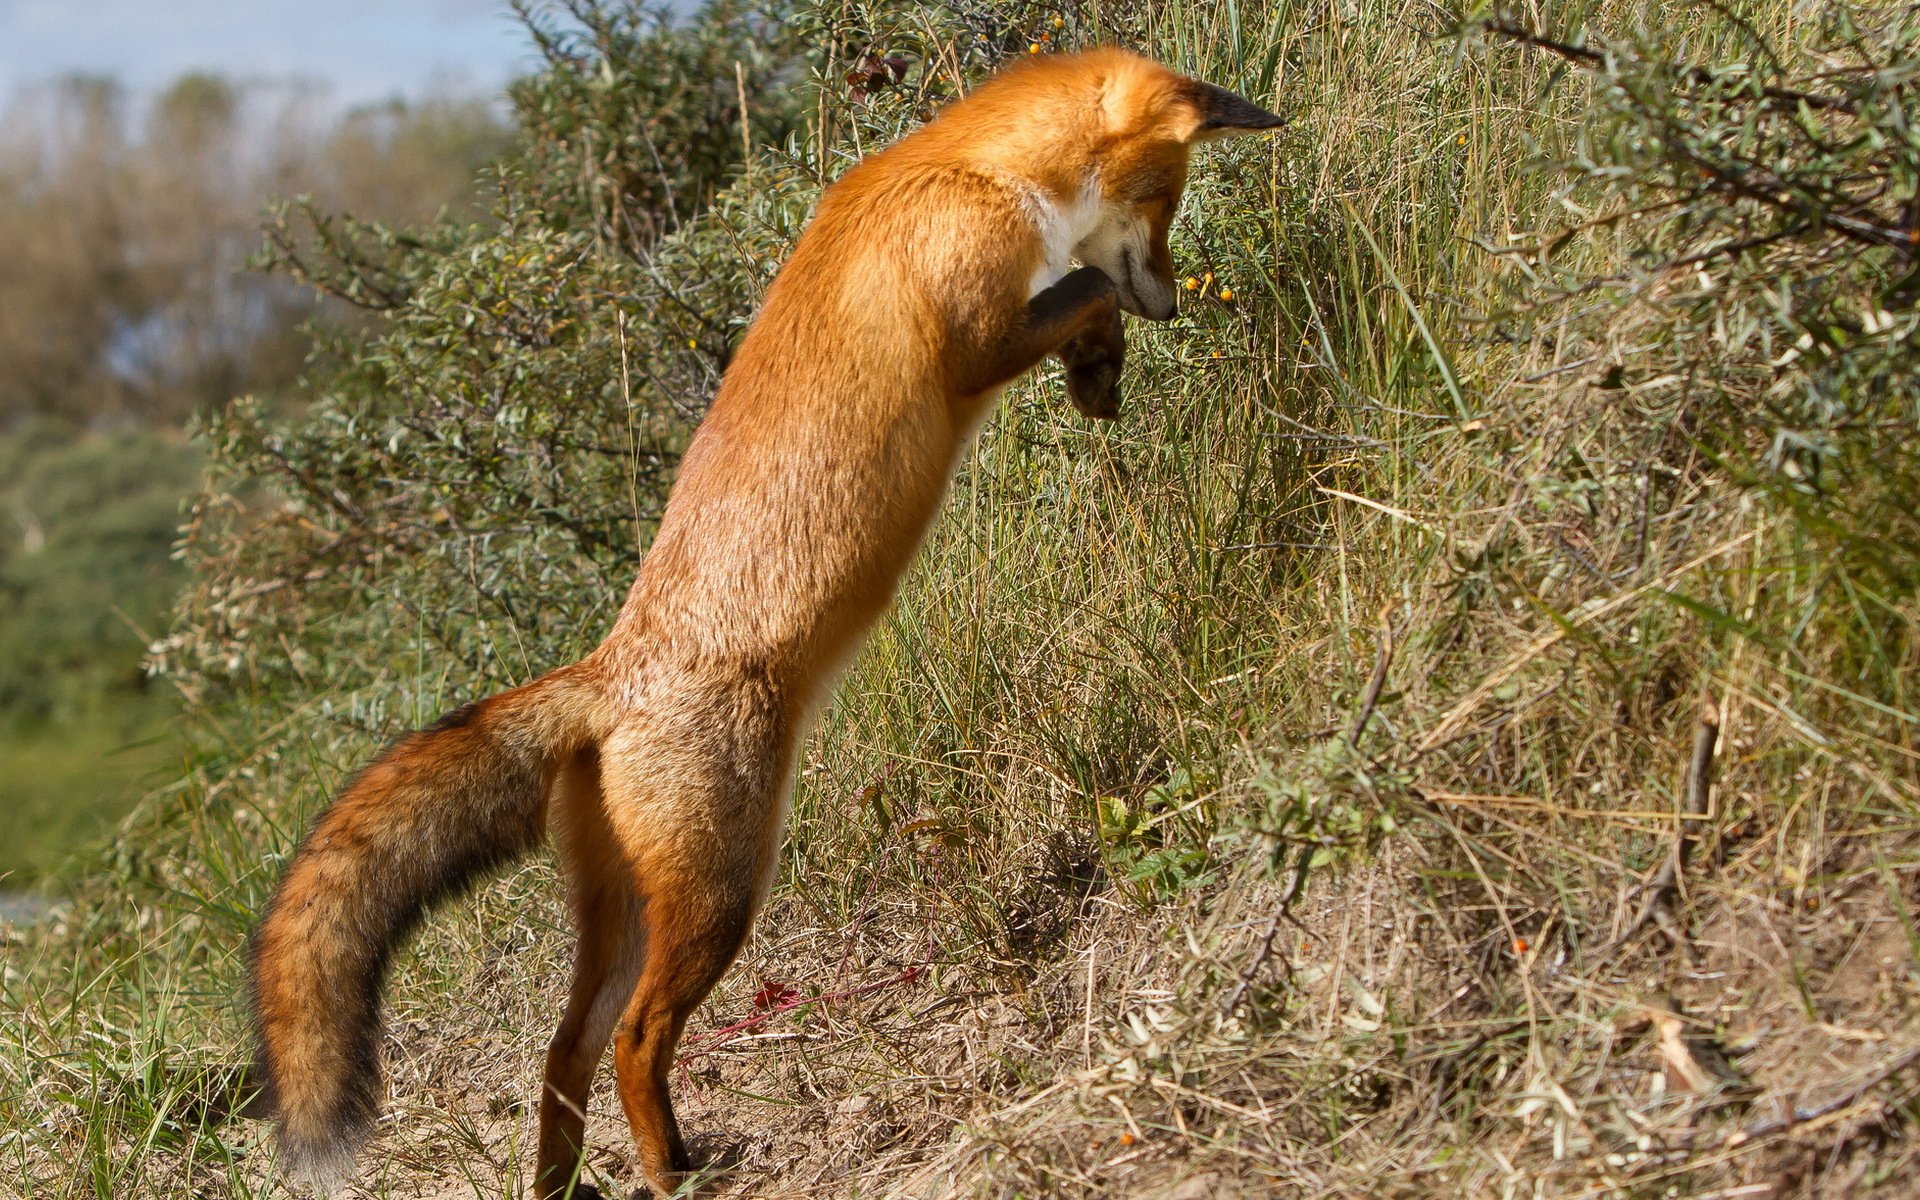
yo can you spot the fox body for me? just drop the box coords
[249,48,1280,1198]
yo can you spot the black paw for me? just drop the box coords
[1060,305,1126,421]
[1065,354,1123,420]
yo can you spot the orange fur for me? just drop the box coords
[247,48,1280,1198]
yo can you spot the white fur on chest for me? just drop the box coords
[1019,175,1103,298]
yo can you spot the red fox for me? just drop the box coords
[249,47,1281,1198]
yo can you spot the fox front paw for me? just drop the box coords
[1060,307,1126,421]
[1065,353,1122,420]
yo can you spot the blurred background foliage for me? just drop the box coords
[0,64,510,883]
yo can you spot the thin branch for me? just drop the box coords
[1731,1043,1920,1143]
[1613,691,1720,947]
[1482,20,1859,115]
[1348,609,1398,747]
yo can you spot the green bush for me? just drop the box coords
[0,422,199,883]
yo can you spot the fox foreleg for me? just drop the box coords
[1057,295,1126,421]
[977,265,1126,419]
[1035,266,1127,420]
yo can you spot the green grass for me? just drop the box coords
[0,421,199,888]
[0,718,181,886]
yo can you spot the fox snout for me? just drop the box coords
[1087,237,1178,322]
[1117,256,1178,322]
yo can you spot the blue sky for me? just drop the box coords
[0,0,538,108]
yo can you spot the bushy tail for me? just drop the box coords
[248,666,609,1191]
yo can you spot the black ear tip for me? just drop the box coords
[1198,80,1286,132]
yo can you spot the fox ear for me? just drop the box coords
[1178,80,1286,141]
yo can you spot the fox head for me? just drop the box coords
[1074,60,1285,320]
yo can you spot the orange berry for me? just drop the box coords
[1028,42,1041,54]
[1052,15,1066,28]
[1119,1132,1137,1146]
[1184,276,1200,291]
[1512,937,1529,954]
[1218,287,1234,302]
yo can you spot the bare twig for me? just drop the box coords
[1223,907,1286,1018]
[1730,1044,1920,1144]
[1348,608,1397,747]
[1481,20,1858,115]
[1614,692,1720,946]
[735,61,754,172]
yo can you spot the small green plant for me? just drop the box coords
[1095,767,1218,901]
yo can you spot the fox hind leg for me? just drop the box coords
[612,874,761,1193]
[537,751,646,1200]
[535,892,643,1199]
[597,718,789,1196]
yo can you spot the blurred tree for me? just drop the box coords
[0,77,134,422]
[173,0,808,720]
[0,71,514,428]
[0,65,514,881]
